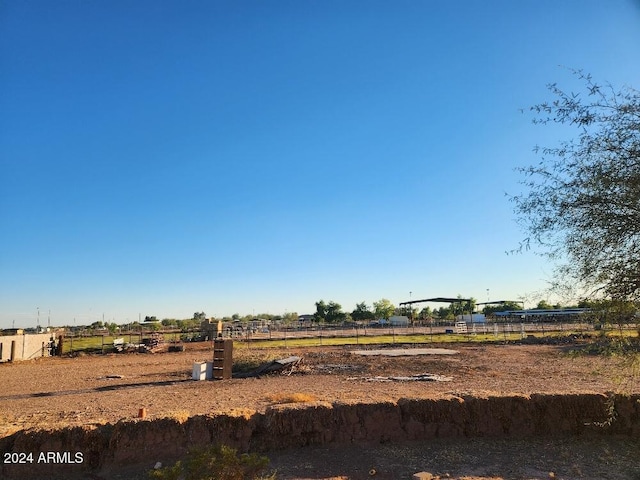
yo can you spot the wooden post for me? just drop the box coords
[57,335,64,356]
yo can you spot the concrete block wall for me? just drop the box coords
[0,333,56,362]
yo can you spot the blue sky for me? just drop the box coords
[2,1,640,328]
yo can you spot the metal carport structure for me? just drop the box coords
[399,297,474,321]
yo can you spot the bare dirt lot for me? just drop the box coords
[1,341,639,479]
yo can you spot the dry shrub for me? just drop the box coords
[264,392,318,404]
[149,444,274,480]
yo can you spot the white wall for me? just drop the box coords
[0,333,56,362]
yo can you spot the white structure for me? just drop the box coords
[0,332,58,362]
[389,315,410,326]
[192,361,214,380]
[455,321,468,334]
[455,313,486,324]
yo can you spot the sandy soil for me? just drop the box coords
[1,341,638,479]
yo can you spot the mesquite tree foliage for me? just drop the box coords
[513,70,640,301]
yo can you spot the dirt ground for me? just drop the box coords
[1,341,639,479]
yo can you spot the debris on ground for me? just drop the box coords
[235,356,303,378]
[113,334,165,353]
[313,364,365,373]
[347,373,453,382]
[113,338,125,352]
[141,334,164,353]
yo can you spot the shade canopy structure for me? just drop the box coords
[399,297,472,306]
[476,300,524,307]
[493,308,591,318]
[399,297,475,322]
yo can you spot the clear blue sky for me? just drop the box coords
[2,1,640,328]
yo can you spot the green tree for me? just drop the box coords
[326,301,346,323]
[282,311,298,323]
[161,318,178,328]
[148,322,161,332]
[419,306,432,319]
[448,295,476,316]
[435,306,453,320]
[373,298,395,320]
[535,300,553,310]
[105,322,119,335]
[177,319,199,331]
[513,70,640,302]
[580,298,638,333]
[351,302,375,322]
[395,306,417,319]
[90,321,104,331]
[314,300,327,323]
[482,301,523,315]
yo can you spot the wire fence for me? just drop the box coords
[59,318,639,354]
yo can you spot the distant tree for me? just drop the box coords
[373,298,395,320]
[314,300,346,323]
[105,322,119,335]
[161,318,178,327]
[351,302,375,322]
[325,301,346,323]
[193,312,206,322]
[314,300,327,323]
[435,306,453,320]
[90,321,104,331]
[535,300,553,310]
[512,70,640,301]
[395,305,417,319]
[448,295,476,316]
[419,306,432,319]
[282,312,299,323]
[148,322,161,332]
[482,301,523,315]
[177,319,199,331]
[577,298,600,309]
[578,298,638,333]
